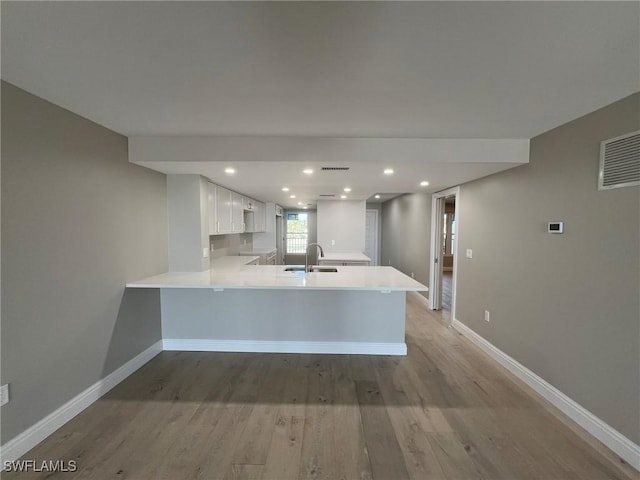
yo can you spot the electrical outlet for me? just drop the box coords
[484,310,490,322]
[331,240,336,246]
[1,384,9,406]
[411,272,415,278]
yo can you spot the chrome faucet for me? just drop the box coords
[305,243,325,273]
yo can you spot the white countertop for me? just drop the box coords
[210,255,260,269]
[238,248,277,256]
[320,252,371,262]
[127,265,427,292]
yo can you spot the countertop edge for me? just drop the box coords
[126,283,427,292]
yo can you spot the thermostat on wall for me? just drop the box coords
[548,221,564,234]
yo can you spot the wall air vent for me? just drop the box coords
[599,130,640,190]
[321,167,350,171]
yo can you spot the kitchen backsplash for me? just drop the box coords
[210,233,253,262]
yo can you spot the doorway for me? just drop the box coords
[365,209,379,266]
[429,186,460,325]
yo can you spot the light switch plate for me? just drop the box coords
[466,249,473,259]
[203,247,209,258]
[1,384,9,406]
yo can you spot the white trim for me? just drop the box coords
[429,186,460,325]
[428,196,442,310]
[0,341,163,466]
[163,338,407,356]
[408,291,430,310]
[452,319,640,471]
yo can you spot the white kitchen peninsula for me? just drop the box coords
[127,264,427,355]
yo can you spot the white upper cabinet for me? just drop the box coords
[206,183,261,235]
[207,182,217,235]
[231,192,245,233]
[243,199,266,232]
[215,185,233,234]
[255,201,266,232]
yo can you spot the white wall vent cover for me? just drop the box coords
[599,130,640,190]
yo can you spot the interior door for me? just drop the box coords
[431,197,445,310]
[364,209,379,265]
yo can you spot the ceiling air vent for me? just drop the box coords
[599,130,640,190]
[319,194,335,197]
[321,167,350,171]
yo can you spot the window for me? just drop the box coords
[286,213,309,254]
[443,213,456,255]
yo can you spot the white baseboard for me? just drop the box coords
[452,319,640,472]
[0,341,163,466]
[163,338,407,356]
[408,291,431,310]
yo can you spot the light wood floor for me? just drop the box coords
[442,271,452,311]
[6,295,637,480]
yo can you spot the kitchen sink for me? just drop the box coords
[284,266,306,272]
[283,266,338,273]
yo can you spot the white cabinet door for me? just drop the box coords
[254,201,266,232]
[231,192,244,233]
[207,182,217,235]
[215,186,233,234]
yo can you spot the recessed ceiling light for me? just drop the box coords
[384,168,394,175]
[281,187,290,192]
[303,168,313,175]
[302,206,308,209]
[341,195,347,199]
[343,187,352,192]
[420,180,429,186]
[298,201,304,205]
[224,167,236,174]
[375,194,381,199]
[290,194,296,199]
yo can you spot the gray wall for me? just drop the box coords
[1,83,168,444]
[380,193,432,300]
[167,174,209,271]
[455,93,639,443]
[317,200,366,253]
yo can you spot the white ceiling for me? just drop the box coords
[3,1,639,206]
[129,136,529,205]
